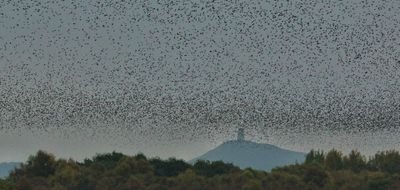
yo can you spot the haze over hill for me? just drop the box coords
[191,128,305,170]
[0,0,399,161]
[192,140,305,171]
[0,162,20,178]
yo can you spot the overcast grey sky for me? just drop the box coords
[1,0,400,162]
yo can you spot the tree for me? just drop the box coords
[366,172,391,190]
[265,171,306,190]
[0,178,14,190]
[21,150,56,177]
[89,151,125,170]
[302,165,328,189]
[114,157,153,177]
[15,177,32,190]
[193,160,240,177]
[327,170,366,190]
[50,159,87,190]
[116,176,145,190]
[174,169,206,190]
[6,149,400,190]
[150,158,191,177]
[305,150,325,165]
[343,150,366,172]
[369,150,400,174]
[325,149,343,170]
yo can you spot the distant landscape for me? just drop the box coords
[1,149,400,190]
[1,0,399,190]
[0,163,20,179]
[191,139,305,171]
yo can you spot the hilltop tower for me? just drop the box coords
[237,128,245,141]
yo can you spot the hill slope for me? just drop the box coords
[191,140,305,171]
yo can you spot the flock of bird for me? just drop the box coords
[0,0,399,152]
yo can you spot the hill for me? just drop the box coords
[191,140,305,171]
[0,162,20,178]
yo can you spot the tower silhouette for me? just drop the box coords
[237,128,245,141]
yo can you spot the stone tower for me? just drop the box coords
[237,128,245,141]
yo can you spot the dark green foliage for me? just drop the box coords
[134,153,147,161]
[265,172,306,190]
[193,160,240,177]
[2,149,400,190]
[302,164,329,188]
[150,158,191,177]
[325,149,343,170]
[12,150,56,178]
[368,150,400,174]
[89,151,125,169]
[0,178,14,190]
[305,149,325,165]
[343,150,367,172]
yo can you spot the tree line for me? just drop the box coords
[1,149,400,190]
